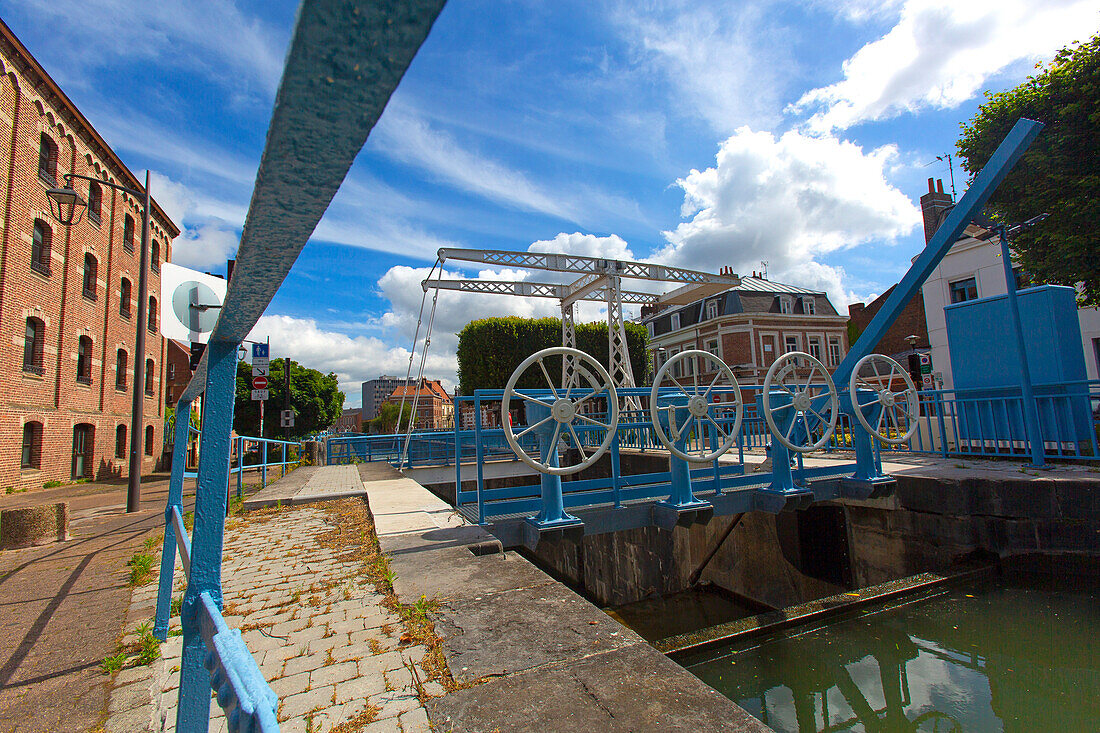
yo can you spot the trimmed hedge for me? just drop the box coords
[456,317,649,395]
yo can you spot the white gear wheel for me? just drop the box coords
[762,351,839,453]
[849,353,919,445]
[502,347,619,476]
[650,350,744,462]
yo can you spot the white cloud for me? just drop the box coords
[152,172,243,271]
[791,0,1100,132]
[247,315,456,409]
[612,0,792,132]
[18,0,286,100]
[656,126,920,307]
[529,232,636,260]
[372,108,578,221]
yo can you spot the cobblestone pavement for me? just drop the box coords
[105,503,434,733]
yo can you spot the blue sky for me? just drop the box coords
[7,0,1097,406]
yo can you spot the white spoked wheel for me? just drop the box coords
[502,347,619,476]
[849,354,919,445]
[650,350,744,463]
[763,351,839,453]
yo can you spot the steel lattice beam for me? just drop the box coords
[436,247,739,286]
[425,277,660,304]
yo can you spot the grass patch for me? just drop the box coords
[43,480,64,489]
[100,651,127,675]
[183,511,194,531]
[135,622,161,665]
[171,595,183,616]
[127,551,155,587]
[4,486,27,494]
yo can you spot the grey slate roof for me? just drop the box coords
[643,277,840,337]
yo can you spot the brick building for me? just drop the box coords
[0,21,177,489]
[847,285,929,360]
[643,273,849,389]
[164,340,192,408]
[360,375,401,421]
[331,408,362,433]
[385,379,454,430]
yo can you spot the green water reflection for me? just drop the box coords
[606,588,760,644]
[679,577,1100,732]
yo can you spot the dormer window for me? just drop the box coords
[671,312,680,331]
[706,300,719,320]
[803,296,815,315]
[779,296,793,314]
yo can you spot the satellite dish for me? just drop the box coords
[160,263,228,343]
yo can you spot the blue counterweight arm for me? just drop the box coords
[833,118,1044,390]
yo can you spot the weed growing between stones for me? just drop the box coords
[99,651,126,675]
[99,621,161,673]
[127,551,155,586]
[329,706,381,733]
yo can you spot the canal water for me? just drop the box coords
[676,574,1100,732]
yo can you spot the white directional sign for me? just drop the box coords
[160,263,228,343]
[253,363,269,378]
[251,389,269,401]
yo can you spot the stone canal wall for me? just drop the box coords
[839,471,1100,587]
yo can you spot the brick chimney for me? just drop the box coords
[920,178,954,244]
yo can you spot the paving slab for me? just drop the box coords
[435,580,643,682]
[428,642,771,733]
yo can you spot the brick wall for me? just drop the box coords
[847,285,930,357]
[0,32,179,489]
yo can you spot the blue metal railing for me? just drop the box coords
[145,0,447,729]
[902,380,1099,461]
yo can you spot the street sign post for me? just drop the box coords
[253,376,268,390]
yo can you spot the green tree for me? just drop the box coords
[956,34,1100,306]
[456,317,649,395]
[370,402,413,434]
[233,359,344,439]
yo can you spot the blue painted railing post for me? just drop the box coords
[998,231,1045,467]
[155,398,194,641]
[235,437,243,498]
[282,443,287,479]
[178,341,237,732]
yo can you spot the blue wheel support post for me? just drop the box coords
[178,341,237,732]
[846,389,886,481]
[761,391,798,494]
[474,394,485,524]
[154,398,194,641]
[655,393,709,510]
[998,231,1046,467]
[527,402,580,527]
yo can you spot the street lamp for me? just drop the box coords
[47,171,155,513]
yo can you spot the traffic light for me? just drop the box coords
[189,342,206,371]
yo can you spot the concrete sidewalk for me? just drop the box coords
[243,465,371,509]
[0,474,194,733]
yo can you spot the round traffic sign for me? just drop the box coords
[253,376,268,390]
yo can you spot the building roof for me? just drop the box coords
[387,379,452,403]
[643,276,840,338]
[0,18,179,237]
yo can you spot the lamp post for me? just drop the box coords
[48,171,155,513]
